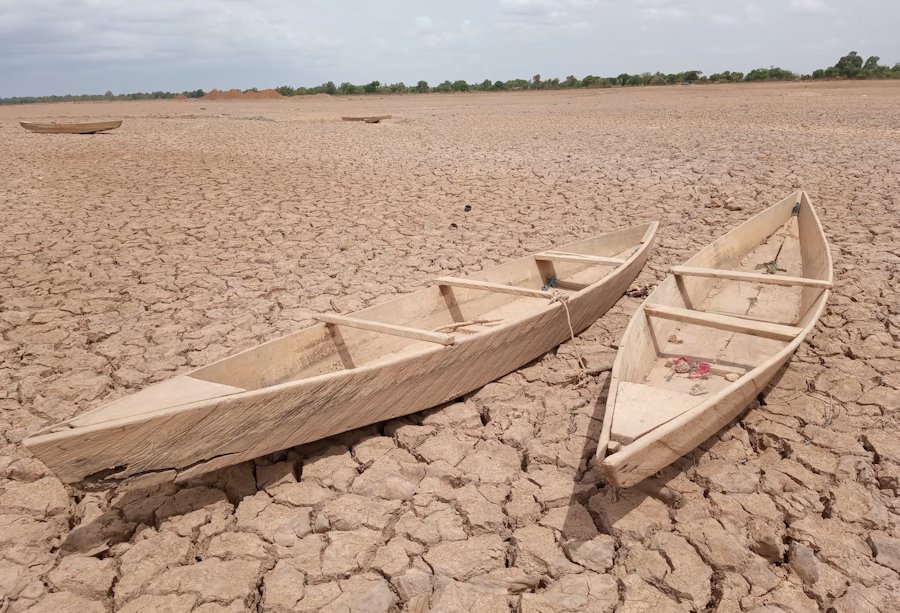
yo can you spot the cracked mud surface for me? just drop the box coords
[2,82,899,611]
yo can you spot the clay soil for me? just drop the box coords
[1,82,899,612]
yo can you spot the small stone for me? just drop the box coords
[788,542,819,584]
[564,535,616,573]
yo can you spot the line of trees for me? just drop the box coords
[3,51,898,105]
[1,88,205,106]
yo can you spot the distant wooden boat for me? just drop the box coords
[20,120,122,134]
[597,191,832,487]
[341,115,391,123]
[25,222,658,488]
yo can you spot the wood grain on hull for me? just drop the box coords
[25,224,656,485]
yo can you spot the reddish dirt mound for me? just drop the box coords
[173,94,188,100]
[202,89,283,100]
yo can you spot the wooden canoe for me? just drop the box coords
[341,115,392,123]
[20,120,122,134]
[596,191,832,487]
[25,222,658,487]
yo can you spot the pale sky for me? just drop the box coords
[1,0,898,97]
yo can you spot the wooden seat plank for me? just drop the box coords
[314,313,455,346]
[672,265,832,289]
[535,251,626,266]
[644,304,801,342]
[434,276,555,299]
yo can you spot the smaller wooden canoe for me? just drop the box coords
[20,120,122,134]
[596,191,832,487]
[341,115,391,123]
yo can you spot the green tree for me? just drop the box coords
[835,51,864,78]
[322,81,337,95]
[531,74,542,89]
[414,80,430,93]
[363,80,381,93]
[435,80,453,92]
[863,55,880,71]
[275,85,295,96]
[451,79,469,92]
[562,75,579,88]
[338,82,358,95]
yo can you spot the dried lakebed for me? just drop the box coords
[1,82,899,612]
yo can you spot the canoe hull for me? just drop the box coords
[26,225,656,486]
[597,191,832,487]
[20,120,122,134]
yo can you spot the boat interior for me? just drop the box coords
[58,222,655,430]
[609,192,832,445]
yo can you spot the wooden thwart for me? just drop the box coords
[434,276,555,299]
[314,313,455,346]
[535,251,626,266]
[671,266,832,289]
[644,304,802,342]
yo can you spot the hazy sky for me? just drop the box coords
[2,0,898,96]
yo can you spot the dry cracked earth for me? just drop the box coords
[1,82,899,612]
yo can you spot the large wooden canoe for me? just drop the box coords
[25,222,658,487]
[20,120,122,134]
[597,191,832,487]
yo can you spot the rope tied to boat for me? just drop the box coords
[548,290,589,377]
